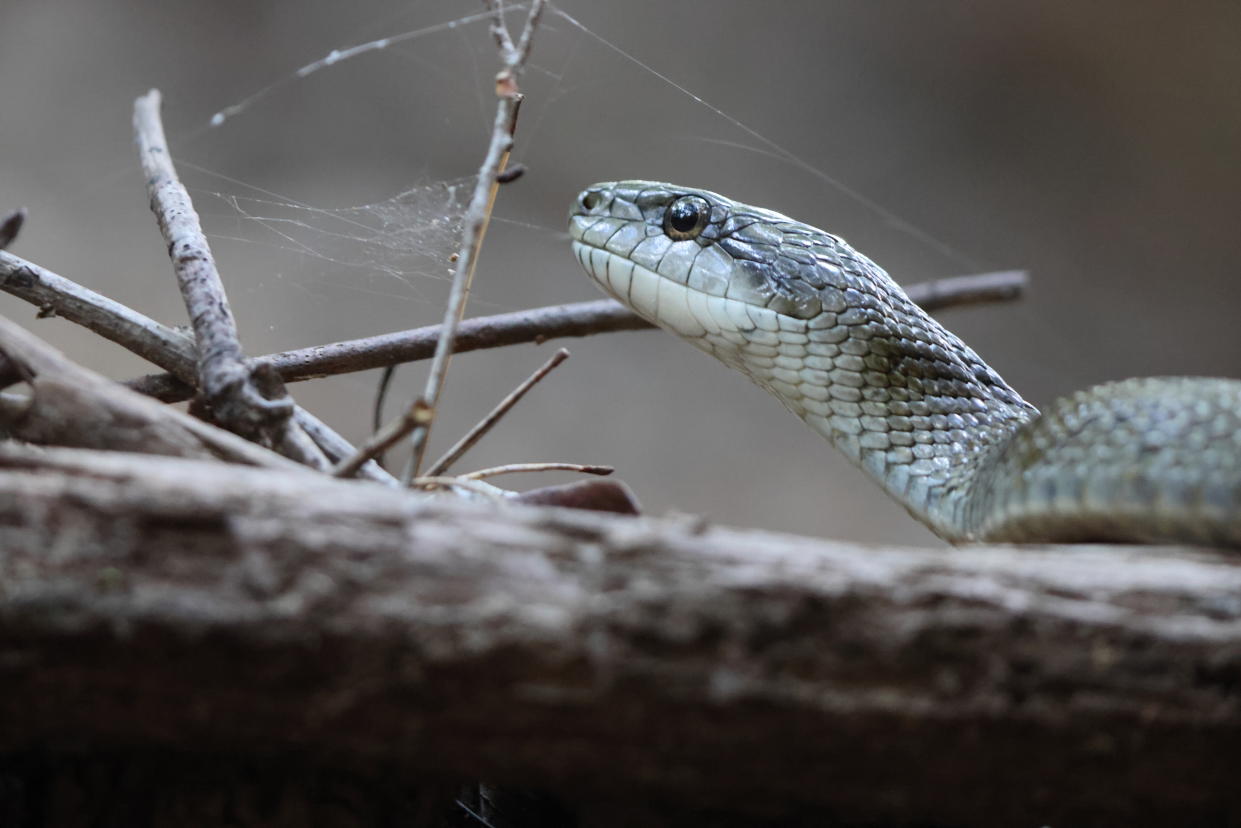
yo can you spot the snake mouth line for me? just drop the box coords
[570,239,811,345]
[572,239,767,343]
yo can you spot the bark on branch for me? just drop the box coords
[1,443,1238,827]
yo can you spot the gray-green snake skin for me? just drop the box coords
[569,181,1241,546]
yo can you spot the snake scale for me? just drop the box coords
[569,181,1241,546]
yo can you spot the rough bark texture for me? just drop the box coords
[1,443,1239,826]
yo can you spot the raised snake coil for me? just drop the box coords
[569,181,1241,546]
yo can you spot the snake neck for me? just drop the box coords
[767,283,1040,540]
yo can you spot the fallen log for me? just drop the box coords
[0,444,1238,825]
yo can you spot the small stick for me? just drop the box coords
[0,209,26,250]
[125,271,1030,404]
[332,400,432,479]
[460,462,613,480]
[910,270,1028,310]
[508,0,547,65]
[425,347,569,477]
[402,97,518,482]
[0,250,394,483]
[134,90,320,467]
[401,0,547,484]
[0,250,195,367]
[410,475,509,499]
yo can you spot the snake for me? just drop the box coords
[568,181,1241,546]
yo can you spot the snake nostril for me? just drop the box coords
[580,190,602,211]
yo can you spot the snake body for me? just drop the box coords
[569,181,1241,546]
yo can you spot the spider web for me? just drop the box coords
[183,0,979,349]
[191,171,475,304]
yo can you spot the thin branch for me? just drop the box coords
[294,413,394,481]
[0,249,199,368]
[129,299,645,401]
[0,208,25,250]
[425,347,570,477]
[134,89,259,415]
[901,269,1028,309]
[332,399,432,479]
[126,270,1028,404]
[134,89,324,469]
[484,0,516,57]
[459,461,612,480]
[0,249,395,484]
[403,95,518,480]
[510,0,547,65]
[401,0,547,483]
[409,475,508,499]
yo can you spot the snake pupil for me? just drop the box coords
[665,196,708,239]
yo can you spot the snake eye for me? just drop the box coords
[580,190,602,210]
[664,195,710,240]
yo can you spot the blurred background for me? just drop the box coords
[2,0,1238,546]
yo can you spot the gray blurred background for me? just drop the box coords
[3,1,1239,546]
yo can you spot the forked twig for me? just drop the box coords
[400,0,548,484]
[425,347,570,477]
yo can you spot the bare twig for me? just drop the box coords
[410,475,508,499]
[459,461,612,480]
[0,249,199,366]
[0,208,25,250]
[484,0,516,56]
[130,299,646,401]
[401,0,547,483]
[485,0,547,66]
[0,249,395,483]
[134,89,325,469]
[127,270,1028,403]
[294,413,393,480]
[332,399,432,479]
[425,347,570,477]
[509,0,546,65]
[903,269,1028,309]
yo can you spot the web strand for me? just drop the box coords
[208,6,524,128]
[193,0,989,330]
[550,3,981,272]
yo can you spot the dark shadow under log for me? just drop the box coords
[0,443,1239,826]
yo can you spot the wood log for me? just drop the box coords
[0,443,1239,826]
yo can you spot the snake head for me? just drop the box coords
[569,181,832,325]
